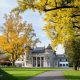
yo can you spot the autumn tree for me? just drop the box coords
[15,0,80,46]
[15,0,80,70]
[0,12,39,66]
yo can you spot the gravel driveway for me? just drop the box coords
[27,70,64,80]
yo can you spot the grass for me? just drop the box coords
[1,67,80,80]
[0,67,58,80]
[0,68,16,80]
[64,69,80,80]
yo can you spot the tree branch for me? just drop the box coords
[44,6,78,12]
[73,26,80,29]
[72,14,80,17]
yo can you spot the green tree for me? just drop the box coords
[65,36,80,70]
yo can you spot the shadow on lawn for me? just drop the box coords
[15,76,32,80]
[65,75,80,80]
[0,69,16,80]
[0,69,32,80]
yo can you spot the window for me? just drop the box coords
[55,62,57,66]
[60,59,62,61]
[66,59,67,61]
[63,64,65,67]
[60,64,62,67]
[66,64,68,67]
[33,57,36,60]
[41,57,44,60]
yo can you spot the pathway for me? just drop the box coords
[27,70,64,80]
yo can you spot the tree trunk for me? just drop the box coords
[73,62,78,70]
[78,66,79,70]
[12,53,15,66]
[74,65,77,70]
[78,61,80,70]
[12,60,15,66]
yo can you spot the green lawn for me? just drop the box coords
[64,69,80,80]
[0,67,56,80]
[0,68,80,80]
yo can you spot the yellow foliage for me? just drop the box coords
[0,12,38,61]
[16,0,80,49]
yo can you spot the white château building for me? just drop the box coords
[15,44,69,68]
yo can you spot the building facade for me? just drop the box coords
[15,44,69,68]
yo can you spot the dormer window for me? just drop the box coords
[60,59,62,61]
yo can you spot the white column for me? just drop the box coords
[32,57,33,67]
[24,52,27,67]
[22,55,24,67]
[36,56,37,67]
[40,57,41,67]
[44,57,47,67]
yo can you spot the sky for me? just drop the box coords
[0,0,64,54]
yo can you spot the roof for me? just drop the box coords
[0,53,6,60]
[56,54,67,58]
[46,44,52,50]
[0,53,10,60]
[32,47,45,53]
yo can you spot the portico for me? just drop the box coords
[32,57,44,67]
